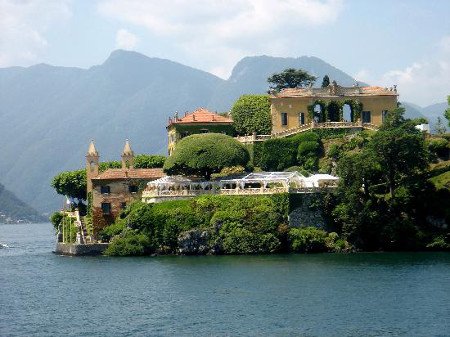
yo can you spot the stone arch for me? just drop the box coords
[308,100,327,123]
[327,101,341,122]
[342,102,353,122]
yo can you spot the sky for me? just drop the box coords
[0,0,449,106]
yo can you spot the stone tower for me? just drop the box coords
[86,140,99,194]
[121,139,134,169]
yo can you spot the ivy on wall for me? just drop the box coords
[307,99,363,123]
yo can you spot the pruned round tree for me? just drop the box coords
[231,95,271,136]
[163,133,250,180]
[51,169,87,201]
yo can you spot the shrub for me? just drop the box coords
[231,95,272,135]
[134,154,166,168]
[289,227,329,253]
[50,211,63,230]
[427,138,449,160]
[290,132,320,143]
[259,138,297,171]
[222,228,280,254]
[104,231,151,256]
[426,235,450,251]
[164,133,250,179]
[297,141,320,171]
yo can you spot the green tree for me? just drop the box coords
[163,133,250,180]
[259,138,297,171]
[231,95,271,135]
[134,154,166,168]
[434,117,447,135]
[371,109,429,198]
[445,95,450,127]
[51,169,87,201]
[321,75,330,88]
[267,68,317,91]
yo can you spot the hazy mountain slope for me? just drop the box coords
[402,102,427,120]
[208,55,362,111]
[402,101,448,133]
[0,183,46,223]
[0,50,224,213]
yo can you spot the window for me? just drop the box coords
[100,186,110,194]
[299,112,305,125]
[120,202,127,210]
[362,111,371,123]
[129,185,138,193]
[101,203,111,215]
[281,112,288,126]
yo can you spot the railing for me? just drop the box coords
[362,123,379,130]
[236,121,379,143]
[235,134,272,143]
[142,189,217,198]
[142,185,340,202]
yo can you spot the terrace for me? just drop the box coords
[142,172,339,203]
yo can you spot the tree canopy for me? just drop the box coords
[445,95,450,127]
[51,169,87,201]
[134,154,166,168]
[267,68,316,91]
[321,75,330,88]
[231,95,271,135]
[163,133,250,179]
[371,107,429,197]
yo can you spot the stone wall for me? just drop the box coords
[91,180,143,236]
[288,194,326,229]
[55,243,109,256]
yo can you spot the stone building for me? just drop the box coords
[270,81,398,134]
[86,140,164,236]
[166,107,234,155]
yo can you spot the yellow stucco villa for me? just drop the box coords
[270,81,398,134]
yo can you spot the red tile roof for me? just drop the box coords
[92,168,164,180]
[168,108,233,126]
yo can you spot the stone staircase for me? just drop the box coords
[236,121,379,144]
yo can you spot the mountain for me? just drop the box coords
[0,183,46,223]
[209,55,361,111]
[403,101,448,133]
[402,102,427,119]
[0,50,412,214]
[0,50,224,213]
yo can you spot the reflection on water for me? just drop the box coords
[1,223,450,337]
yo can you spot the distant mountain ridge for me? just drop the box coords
[0,50,445,213]
[0,183,46,223]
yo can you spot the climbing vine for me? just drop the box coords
[342,99,363,122]
[307,100,328,122]
[307,99,363,123]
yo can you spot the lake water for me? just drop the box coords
[1,223,450,337]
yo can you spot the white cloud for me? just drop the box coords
[0,0,72,67]
[98,0,343,77]
[354,36,450,106]
[379,38,450,106]
[115,29,139,50]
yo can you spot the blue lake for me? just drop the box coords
[1,223,450,337]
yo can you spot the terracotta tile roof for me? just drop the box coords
[272,85,398,98]
[168,108,233,126]
[92,168,164,180]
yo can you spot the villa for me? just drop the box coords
[166,108,234,155]
[269,81,398,136]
